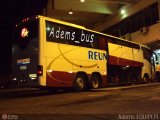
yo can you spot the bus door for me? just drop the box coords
[142,47,155,82]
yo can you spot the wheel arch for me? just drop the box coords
[73,71,90,90]
[76,71,89,80]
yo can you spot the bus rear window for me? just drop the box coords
[14,20,39,50]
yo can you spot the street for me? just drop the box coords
[0,84,160,120]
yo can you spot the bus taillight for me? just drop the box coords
[37,65,43,76]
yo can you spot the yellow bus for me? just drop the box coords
[12,15,155,90]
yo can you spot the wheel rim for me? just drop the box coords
[143,77,149,83]
[92,79,99,88]
[75,77,84,89]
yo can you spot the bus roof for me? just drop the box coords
[38,15,86,30]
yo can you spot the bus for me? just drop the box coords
[12,15,155,91]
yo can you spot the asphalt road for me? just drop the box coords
[0,83,160,120]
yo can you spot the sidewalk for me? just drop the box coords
[105,82,160,91]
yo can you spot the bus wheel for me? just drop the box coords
[90,74,100,89]
[74,74,87,91]
[143,73,149,83]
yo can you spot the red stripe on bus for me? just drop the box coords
[46,71,107,87]
[46,71,74,87]
[109,56,143,67]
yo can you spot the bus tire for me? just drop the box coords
[143,73,149,83]
[90,73,101,89]
[74,73,88,91]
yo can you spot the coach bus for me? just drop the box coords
[12,15,155,90]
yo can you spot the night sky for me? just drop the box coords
[1,0,47,75]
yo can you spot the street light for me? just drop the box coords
[68,9,74,15]
[80,0,85,2]
[120,9,126,15]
